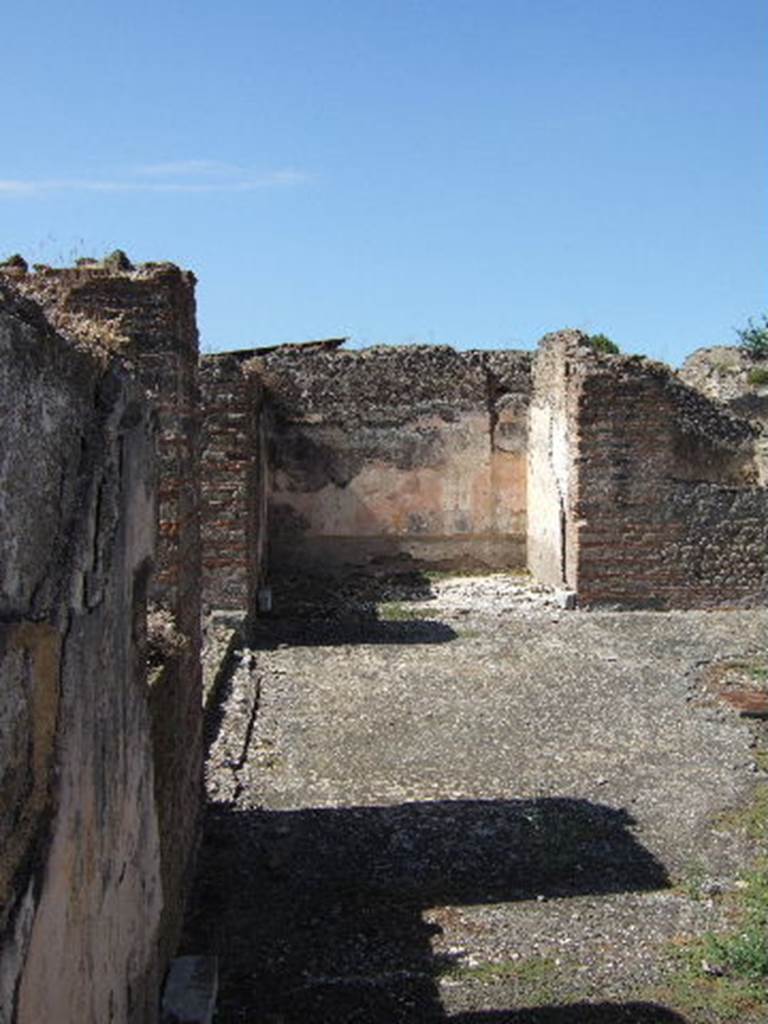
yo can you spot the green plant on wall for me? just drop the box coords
[736,315,768,359]
[588,333,620,355]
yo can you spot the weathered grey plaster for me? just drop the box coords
[0,282,163,1024]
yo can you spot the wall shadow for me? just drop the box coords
[251,568,458,648]
[182,797,682,1024]
[451,1006,688,1023]
[254,616,458,648]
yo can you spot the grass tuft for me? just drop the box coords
[378,602,434,621]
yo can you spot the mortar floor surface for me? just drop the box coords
[183,574,768,1024]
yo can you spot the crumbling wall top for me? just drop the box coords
[679,345,766,401]
[0,252,198,362]
[247,342,532,426]
[533,328,760,451]
[594,350,760,450]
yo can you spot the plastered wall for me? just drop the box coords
[0,258,206,1023]
[0,280,162,1023]
[8,257,204,968]
[251,344,532,575]
[526,332,579,587]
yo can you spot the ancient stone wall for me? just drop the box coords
[250,343,531,574]
[528,332,768,608]
[1,256,206,1019]
[0,281,162,1023]
[199,352,269,612]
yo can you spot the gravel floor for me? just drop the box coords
[183,574,768,1024]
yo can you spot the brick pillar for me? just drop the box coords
[200,352,269,616]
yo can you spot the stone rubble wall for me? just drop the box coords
[199,352,269,612]
[679,345,768,482]
[679,344,768,409]
[528,332,768,608]
[0,280,162,1023]
[248,344,532,574]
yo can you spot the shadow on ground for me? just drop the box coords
[182,797,680,1023]
[451,1007,688,1022]
[251,569,458,648]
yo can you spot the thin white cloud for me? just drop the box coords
[0,168,309,197]
[0,181,41,196]
[133,159,246,177]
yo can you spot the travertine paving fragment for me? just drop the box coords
[184,575,767,1023]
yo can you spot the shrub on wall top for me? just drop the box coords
[588,333,620,355]
[736,315,768,359]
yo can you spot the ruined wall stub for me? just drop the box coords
[528,332,768,608]
[249,343,531,575]
[0,280,162,1024]
[7,257,204,974]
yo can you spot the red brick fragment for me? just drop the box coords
[719,689,768,719]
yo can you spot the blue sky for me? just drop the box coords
[2,1,765,365]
